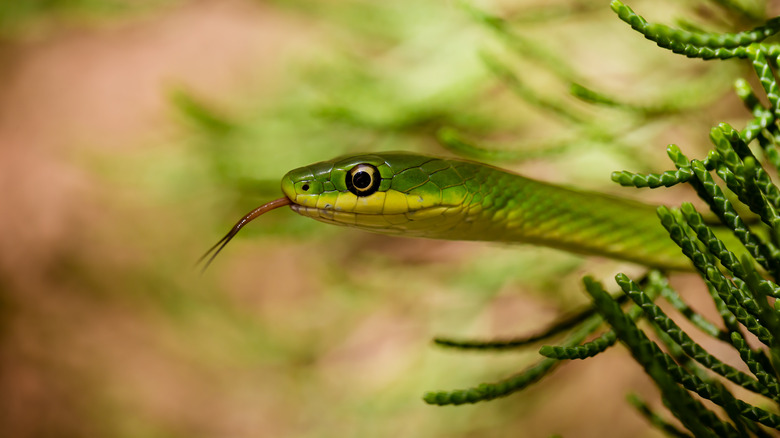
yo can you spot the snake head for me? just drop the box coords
[201,152,475,271]
[281,152,471,236]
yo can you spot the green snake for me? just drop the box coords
[202,152,692,270]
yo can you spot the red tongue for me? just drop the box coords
[198,197,292,272]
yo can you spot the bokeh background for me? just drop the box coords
[0,0,771,436]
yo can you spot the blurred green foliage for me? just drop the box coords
[0,0,172,37]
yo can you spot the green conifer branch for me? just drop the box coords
[715,160,780,233]
[646,18,780,49]
[703,281,745,340]
[431,320,581,350]
[756,129,780,177]
[609,144,720,189]
[731,277,770,323]
[741,156,780,228]
[570,76,727,116]
[711,125,780,225]
[611,1,780,61]
[611,168,692,188]
[569,83,621,108]
[538,329,616,360]
[736,258,780,345]
[734,78,764,113]
[422,357,558,405]
[460,1,582,83]
[719,123,780,210]
[541,276,667,360]
[423,315,604,405]
[653,272,726,340]
[679,202,780,299]
[627,393,694,438]
[658,206,776,347]
[709,0,766,22]
[611,1,747,60]
[583,276,742,436]
[667,144,694,168]
[480,52,583,124]
[743,73,780,171]
[747,46,780,116]
[432,291,627,351]
[731,331,780,402]
[436,127,574,163]
[616,273,775,400]
[733,75,777,148]
[688,159,780,275]
[594,275,780,430]
[740,108,774,143]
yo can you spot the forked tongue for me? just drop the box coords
[198,197,292,272]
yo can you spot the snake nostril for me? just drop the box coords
[302,184,310,192]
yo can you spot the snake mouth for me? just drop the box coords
[290,204,410,234]
[289,202,463,236]
[290,204,386,225]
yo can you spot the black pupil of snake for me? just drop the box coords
[302,184,310,191]
[353,171,372,189]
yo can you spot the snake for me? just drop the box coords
[201,151,693,271]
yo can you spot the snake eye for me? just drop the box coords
[346,163,380,197]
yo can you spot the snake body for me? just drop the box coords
[279,152,690,270]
